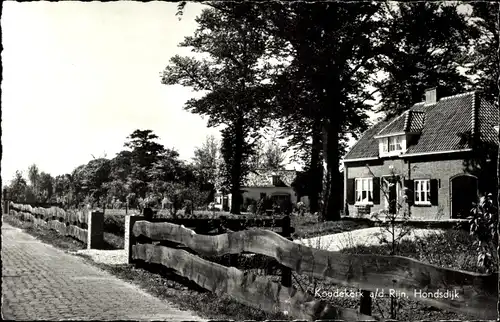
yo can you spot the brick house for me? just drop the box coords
[343,89,498,219]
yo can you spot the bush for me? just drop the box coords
[256,199,266,215]
[296,201,306,215]
[184,199,193,215]
[247,204,256,214]
[414,229,479,272]
[469,194,498,272]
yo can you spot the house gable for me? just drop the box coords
[344,91,498,162]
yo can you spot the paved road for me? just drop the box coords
[1,223,207,321]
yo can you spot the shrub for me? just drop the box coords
[413,229,479,272]
[240,197,257,213]
[256,199,266,215]
[469,194,498,272]
[184,199,193,215]
[296,201,306,216]
[247,204,256,214]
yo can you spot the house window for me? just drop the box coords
[388,136,402,152]
[355,178,373,204]
[272,175,280,185]
[415,179,431,205]
[380,135,404,155]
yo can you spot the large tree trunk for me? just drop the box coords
[230,119,244,215]
[322,116,341,221]
[309,117,323,214]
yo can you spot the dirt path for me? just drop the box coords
[1,223,206,321]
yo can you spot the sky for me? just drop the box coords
[4,2,469,184]
[2,2,225,182]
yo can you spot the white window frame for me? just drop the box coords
[388,136,402,152]
[414,179,431,205]
[382,139,388,153]
[355,178,373,205]
[379,135,405,157]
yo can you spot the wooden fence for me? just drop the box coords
[125,216,497,321]
[7,202,105,249]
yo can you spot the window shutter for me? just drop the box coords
[430,179,439,205]
[404,179,414,205]
[373,177,380,205]
[346,179,355,205]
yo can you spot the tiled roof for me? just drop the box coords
[243,169,297,187]
[343,119,392,160]
[344,91,498,160]
[406,111,426,132]
[376,112,407,136]
[478,99,498,146]
[405,92,474,154]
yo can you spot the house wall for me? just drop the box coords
[345,157,471,220]
[213,187,309,212]
[241,187,298,204]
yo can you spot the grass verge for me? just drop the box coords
[291,214,373,239]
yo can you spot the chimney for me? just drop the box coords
[424,87,437,105]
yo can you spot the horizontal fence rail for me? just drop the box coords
[133,243,373,321]
[131,220,497,320]
[8,202,104,249]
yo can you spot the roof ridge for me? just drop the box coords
[403,110,411,132]
[413,91,475,106]
[439,91,475,102]
[471,91,476,137]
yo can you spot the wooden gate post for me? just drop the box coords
[3,200,9,215]
[87,211,104,250]
[281,215,293,287]
[125,213,145,264]
[360,289,372,316]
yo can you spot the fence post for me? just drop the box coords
[3,200,10,215]
[281,215,292,287]
[143,207,154,220]
[87,211,104,250]
[125,213,145,264]
[360,290,372,316]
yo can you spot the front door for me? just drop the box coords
[451,175,478,218]
[383,176,399,214]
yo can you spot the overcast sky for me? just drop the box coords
[1,2,227,182]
